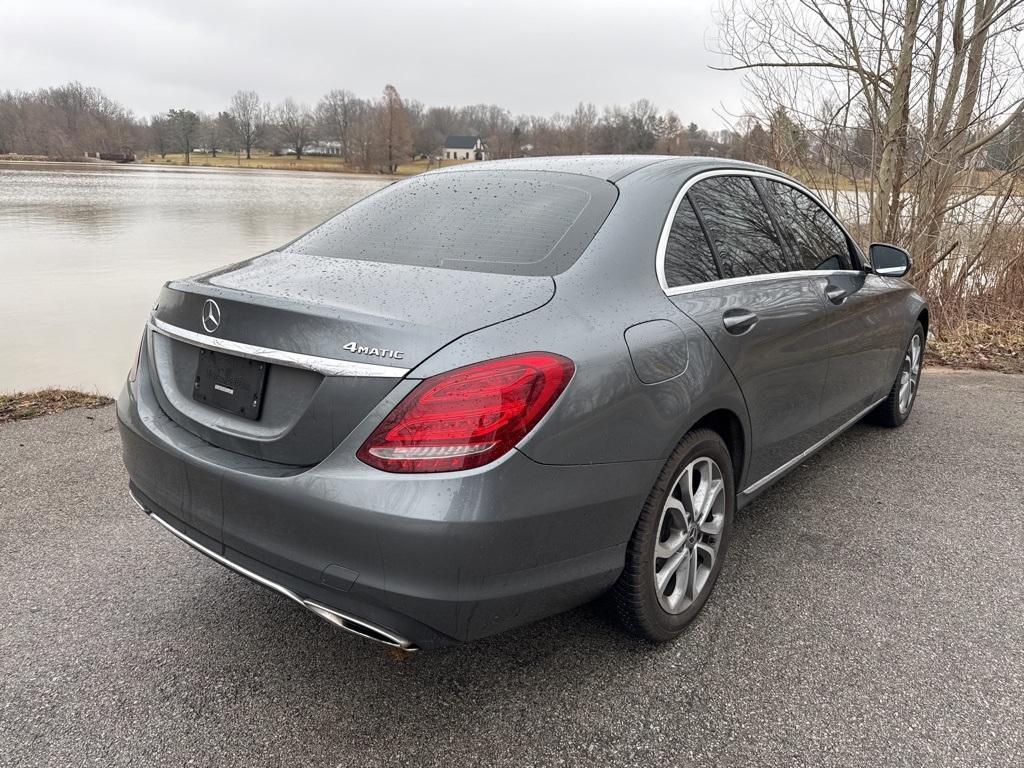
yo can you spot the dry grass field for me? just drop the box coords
[140,152,479,176]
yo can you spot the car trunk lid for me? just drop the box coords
[146,251,555,465]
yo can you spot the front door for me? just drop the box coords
[811,270,907,429]
[759,179,903,432]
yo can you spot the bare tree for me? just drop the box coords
[347,100,377,172]
[654,111,685,154]
[199,111,233,158]
[716,0,1024,238]
[275,99,314,159]
[379,84,412,173]
[228,90,268,160]
[568,102,599,154]
[316,89,360,163]
[167,108,200,164]
[148,114,172,158]
[715,0,1024,332]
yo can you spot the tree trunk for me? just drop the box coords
[870,0,921,241]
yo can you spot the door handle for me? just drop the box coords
[722,309,758,335]
[824,284,848,304]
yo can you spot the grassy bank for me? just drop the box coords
[0,390,113,424]
[142,152,360,174]
[927,317,1024,374]
[139,152,478,176]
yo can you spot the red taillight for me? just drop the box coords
[357,352,574,473]
[128,331,145,383]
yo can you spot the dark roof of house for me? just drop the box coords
[443,135,482,149]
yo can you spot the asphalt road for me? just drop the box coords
[2,369,1022,768]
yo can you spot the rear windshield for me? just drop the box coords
[284,170,617,276]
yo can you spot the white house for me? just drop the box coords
[305,141,343,156]
[443,135,487,161]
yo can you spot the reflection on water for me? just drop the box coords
[0,164,389,395]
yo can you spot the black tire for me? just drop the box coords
[612,428,735,642]
[870,321,925,428]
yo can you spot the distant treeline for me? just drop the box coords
[2,81,1022,177]
[0,81,880,173]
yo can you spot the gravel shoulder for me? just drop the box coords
[1,368,1022,767]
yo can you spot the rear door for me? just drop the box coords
[760,180,905,432]
[664,174,831,485]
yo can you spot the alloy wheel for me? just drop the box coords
[653,456,726,614]
[898,333,923,415]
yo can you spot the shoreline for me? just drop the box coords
[0,158,403,180]
[0,389,114,424]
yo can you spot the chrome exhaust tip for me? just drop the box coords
[302,600,416,651]
[130,489,418,651]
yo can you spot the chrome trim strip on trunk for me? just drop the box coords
[130,489,416,650]
[740,397,886,497]
[149,318,410,378]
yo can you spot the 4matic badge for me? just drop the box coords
[343,342,405,360]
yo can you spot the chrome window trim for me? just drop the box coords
[656,168,863,295]
[149,317,410,378]
[663,268,864,297]
[740,396,886,497]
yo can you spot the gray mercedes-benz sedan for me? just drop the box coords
[119,155,926,650]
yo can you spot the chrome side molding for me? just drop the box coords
[130,489,416,650]
[149,318,410,379]
[741,397,886,497]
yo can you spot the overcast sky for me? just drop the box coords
[1,0,746,127]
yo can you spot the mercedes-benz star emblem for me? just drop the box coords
[202,299,221,334]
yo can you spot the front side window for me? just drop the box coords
[689,176,789,278]
[763,181,854,271]
[663,196,720,287]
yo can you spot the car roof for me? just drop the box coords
[425,154,784,183]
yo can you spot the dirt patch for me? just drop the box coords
[0,389,114,424]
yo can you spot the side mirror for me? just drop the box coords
[869,243,912,277]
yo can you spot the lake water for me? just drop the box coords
[0,164,389,395]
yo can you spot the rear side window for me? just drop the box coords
[689,176,789,278]
[763,181,854,271]
[284,171,617,276]
[663,196,720,287]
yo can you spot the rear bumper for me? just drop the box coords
[117,363,659,649]
[128,485,418,649]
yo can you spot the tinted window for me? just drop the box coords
[764,181,854,270]
[664,196,720,287]
[285,171,617,276]
[689,176,789,278]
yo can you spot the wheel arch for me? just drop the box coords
[687,408,747,490]
[917,306,929,337]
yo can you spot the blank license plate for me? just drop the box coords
[193,349,268,420]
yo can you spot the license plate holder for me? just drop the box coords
[192,349,268,420]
